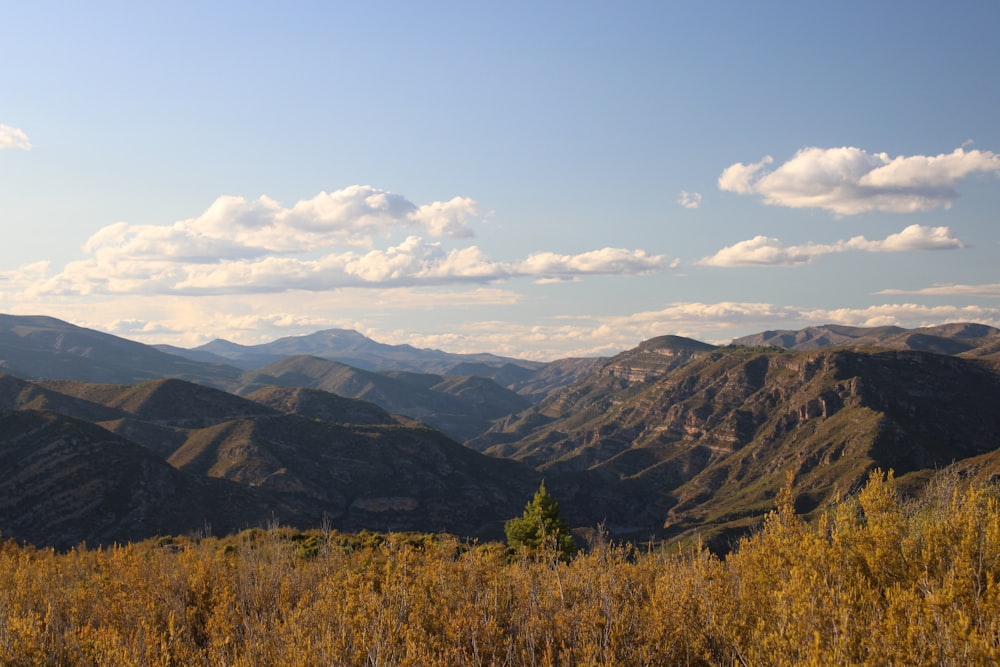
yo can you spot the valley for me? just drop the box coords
[2,313,1000,551]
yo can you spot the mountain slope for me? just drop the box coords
[0,373,540,545]
[468,335,716,456]
[167,413,536,536]
[237,355,531,442]
[481,343,1000,547]
[244,385,399,425]
[0,410,293,548]
[43,377,279,425]
[0,314,244,387]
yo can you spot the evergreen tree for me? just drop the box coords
[505,481,577,560]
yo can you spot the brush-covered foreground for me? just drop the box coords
[2,471,999,666]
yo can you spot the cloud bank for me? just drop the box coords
[719,146,1000,215]
[387,301,1000,358]
[0,124,32,151]
[12,185,666,297]
[700,224,963,267]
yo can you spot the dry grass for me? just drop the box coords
[2,471,1000,665]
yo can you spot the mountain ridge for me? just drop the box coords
[4,313,1000,551]
[732,322,1000,358]
[0,374,540,547]
[186,327,548,375]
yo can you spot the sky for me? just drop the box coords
[2,1,1000,360]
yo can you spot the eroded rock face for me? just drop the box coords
[481,345,1000,544]
[599,335,717,383]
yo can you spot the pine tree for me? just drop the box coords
[505,481,577,560]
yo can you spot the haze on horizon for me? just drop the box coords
[2,2,1000,361]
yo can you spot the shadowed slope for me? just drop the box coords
[0,410,293,548]
[238,355,531,442]
[167,412,537,537]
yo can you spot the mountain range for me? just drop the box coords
[0,314,584,442]
[162,327,547,374]
[2,313,1000,551]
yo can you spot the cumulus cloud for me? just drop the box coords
[80,186,479,265]
[847,224,963,252]
[514,248,664,281]
[700,224,963,267]
[13,183,667,298]
[677,191,702,209]
[0,124,32,150]
[700,236,826,267]
[28,237,664,297]
[719,146,1000,214]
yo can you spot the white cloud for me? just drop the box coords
[106,319,183,336]
[700,236,826,267]
[877,283,1000,297]
[11,182,667,297]
[677,191,702,209]
[718,156,773,195]
[700,224,963,267]
[409,197,479,238]
[80,186,480,266]
[719,146,1000,215]
[0,124,32,150]
[513,248,664,280]
[27,238,664,296]
[844,224,963,252]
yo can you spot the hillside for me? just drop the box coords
[0,314,243,387]
[468,335,717,457]
[0,374,538,547]
[478,343,1000,547]
[237,355,532,442]
[0,409,293,548]
[244,385,399,425]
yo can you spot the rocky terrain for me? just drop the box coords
[473,336,1000,548]
[0,373,537,548]
[4,314,1000,552]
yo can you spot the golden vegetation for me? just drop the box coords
[2,471,1000,665]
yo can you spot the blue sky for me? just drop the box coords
[3,1,1000,359]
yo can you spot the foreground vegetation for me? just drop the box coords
[2,471,1000,666]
